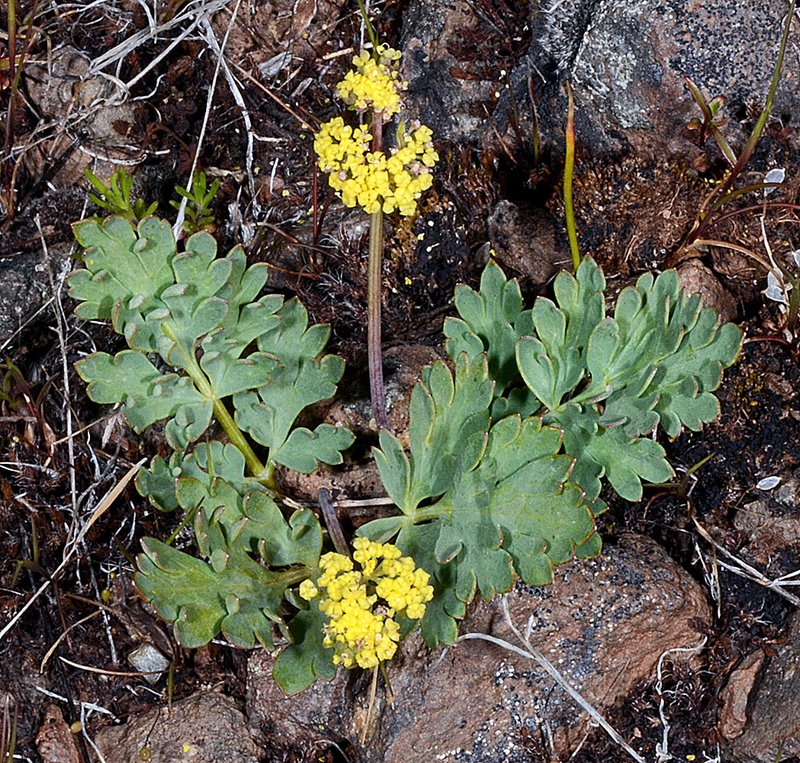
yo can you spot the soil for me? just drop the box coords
[1,1,799,762]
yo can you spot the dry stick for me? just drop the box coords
[693,518,800,607]
[199,14,257,206]
[459,596,646,763]
[317,488,349,556]
[173,0,242,236]
[654,637,707,763]
[36,215,77,525]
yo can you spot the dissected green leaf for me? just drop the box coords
[136,537,295,649]
[398,353,493,513]
[271,424,355,472]
[272,602,337,695]
[444,261,527,393]
[233,299,350,472]
[70,216,176,321]
[76,350,212,449]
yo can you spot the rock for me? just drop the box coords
[734,465,800,566]
[36,705,80,763]
[280,344,441,501]
[488,201,571,287]
[725,610,800,762]
[22,47,138,186]
[247,533,711,760]
[513,0,800,156]
[677,259,738,323]
[94,692,260,763]
[0,233,73,347]
[400,0,502,142]
[718,650,766,740]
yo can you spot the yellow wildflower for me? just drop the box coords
[314,119,439,217]
[300,540,434,670]
[336,46,406,117]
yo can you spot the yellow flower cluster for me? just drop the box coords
[336,46,405,116]
[299,538,434,670]
[314,117,438,217]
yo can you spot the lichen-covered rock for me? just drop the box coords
[504,0,800,157]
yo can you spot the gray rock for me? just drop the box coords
[506,0,800,156]
[725,610,800,763]
[400,0,503,142]
[247,533,711,761]
[94,692,260,763]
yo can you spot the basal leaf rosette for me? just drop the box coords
[298,538,433,670]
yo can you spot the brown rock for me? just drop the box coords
[36,705,80,763]
[95,692,259,763]
[718,651,766,741]
[677,260,738,323]
[726,610,800,763]
[248,534,711,761]
[22,47,137,186]
[488,201,571,288]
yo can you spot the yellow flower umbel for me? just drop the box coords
[336,45,405,117]
[314,47,439,218]
[314,119,438,216]
[299,538,434,670]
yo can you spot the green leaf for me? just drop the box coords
[481,416,595,584]
[233,299,349,471]
[273,602,336,695]
[395,521,465,646]
[435,470,515,602]
[444,260,526,394]
[405,354,493,512]
[69,216,176,321]
[136,454,180,512]
[136,537,292,649]
[271,424,355,473]
[76,350,212,449]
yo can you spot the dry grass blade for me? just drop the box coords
[0,458,145,643]
[693,518,800,607]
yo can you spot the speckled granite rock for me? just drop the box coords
[248,533,711,761]
[503,0,800,156]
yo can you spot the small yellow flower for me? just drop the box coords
[336,46,406,116]
[301,540,433,670]
[314,118,439,217]
[299,579,318,600]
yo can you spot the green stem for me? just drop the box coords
[355,0,380,50]
[787,276,800,335]
[674,0,797,261]
[161,323,274,486]
[212,398,273,485]
[563,81,581,272]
